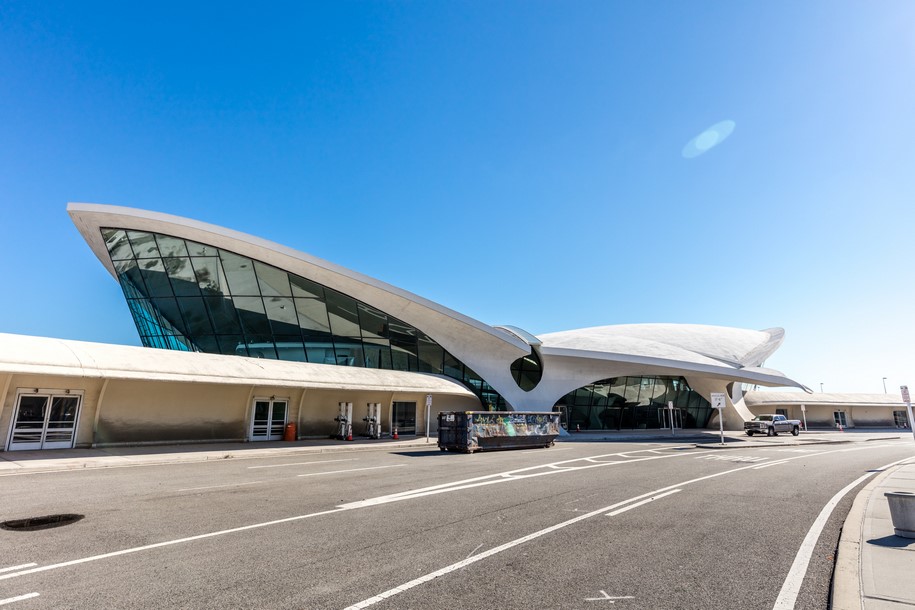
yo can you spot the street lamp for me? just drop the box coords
[820,383,824,393]
[883,377,888,393]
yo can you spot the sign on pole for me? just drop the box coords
[901,386,915,443]
[425,394,432,442]
[710,392,726,444]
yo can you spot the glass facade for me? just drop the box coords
[101,228,507,409]
[554,376,712,430]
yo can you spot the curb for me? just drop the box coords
[830,465,898,610]
[695,439,853,450]
[0,438,440,473]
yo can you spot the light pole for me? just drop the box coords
[820,383,824,393]
[883,377,888,393]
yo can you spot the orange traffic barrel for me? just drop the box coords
[283,422,297,441]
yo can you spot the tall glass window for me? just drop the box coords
[100,228,505,408]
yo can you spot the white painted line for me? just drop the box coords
[297,465,405,477]
[584,591,635,601]
[247,458,357,469]
[0,564,36,574]
[176,480,265,492]
[606,489,681,516]
[771,455,915,610]
[339,450,709,509]
[0,593,39,605]
[0,507,346,582]
[465,543,484,559]
[752,460,790,469]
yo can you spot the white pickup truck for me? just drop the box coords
[744,414,801,437]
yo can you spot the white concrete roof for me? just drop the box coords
[539,324,784,368]
[0,333,476,395]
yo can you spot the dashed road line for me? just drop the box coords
[0,593,39,606]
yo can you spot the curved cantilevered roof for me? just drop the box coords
[67,203,531,366]
[0,333,476,395]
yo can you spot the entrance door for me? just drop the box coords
[894,410,909,428]
[392,402,416,435]
[7,392,81,450]
[833,411,848,428]
[249,398,287,441]
[658,407,683,429]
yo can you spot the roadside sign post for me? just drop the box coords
[800,404,808,432]
[425,394,432,443]
[902,386,915,443]
[711,392,726,445]
[667,401,676,437]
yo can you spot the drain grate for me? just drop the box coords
[1,514,84,531]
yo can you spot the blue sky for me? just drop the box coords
[1,1,913,395]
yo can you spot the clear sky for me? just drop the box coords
[1,1,913,395]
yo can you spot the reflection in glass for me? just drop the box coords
[100,227,506,408]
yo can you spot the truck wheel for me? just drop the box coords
[792,426,799,436]
[746,431,754,437]
[767,427,775,437]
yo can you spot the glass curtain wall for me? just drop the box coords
[554,376,712,430]
[101,228,506,409]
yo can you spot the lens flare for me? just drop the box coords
[682,120,736,159]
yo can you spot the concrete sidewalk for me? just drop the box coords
[833,461,915,609]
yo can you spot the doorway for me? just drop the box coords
[658,407,683,429]
[392,401,416,435]
[7,390,82,450]
[249,398,287,441]
[833,411,848,428]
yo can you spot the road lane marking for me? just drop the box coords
[0,507,347,582]
[0,564,36,574]
[297,465,405,477]
[345,445,908,609]
[176,480,266,492]
[248,458,357,469]
[584,590,635,602]
[465,543,483,559]
[771,455,915,610]
[339,450,711,509]
[605,489,681,516]
[0,593,39,605]
[752,460,790,469]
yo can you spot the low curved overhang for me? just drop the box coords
[0,333,477,395]
[67,203,530,365]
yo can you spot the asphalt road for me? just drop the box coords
[2,437,914,609]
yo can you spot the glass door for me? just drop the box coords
[658,407,683,429]
[833,411,848,428]
[392,401,416,435]
[7,392,81,450]
[249,398,287,441]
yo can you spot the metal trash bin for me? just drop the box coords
[885,491,915,538]
[437,411,561,453]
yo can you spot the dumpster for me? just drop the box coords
[437,411,561,453]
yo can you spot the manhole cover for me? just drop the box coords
[1,514,84,531]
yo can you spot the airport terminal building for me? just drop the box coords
[0,204,904,451]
